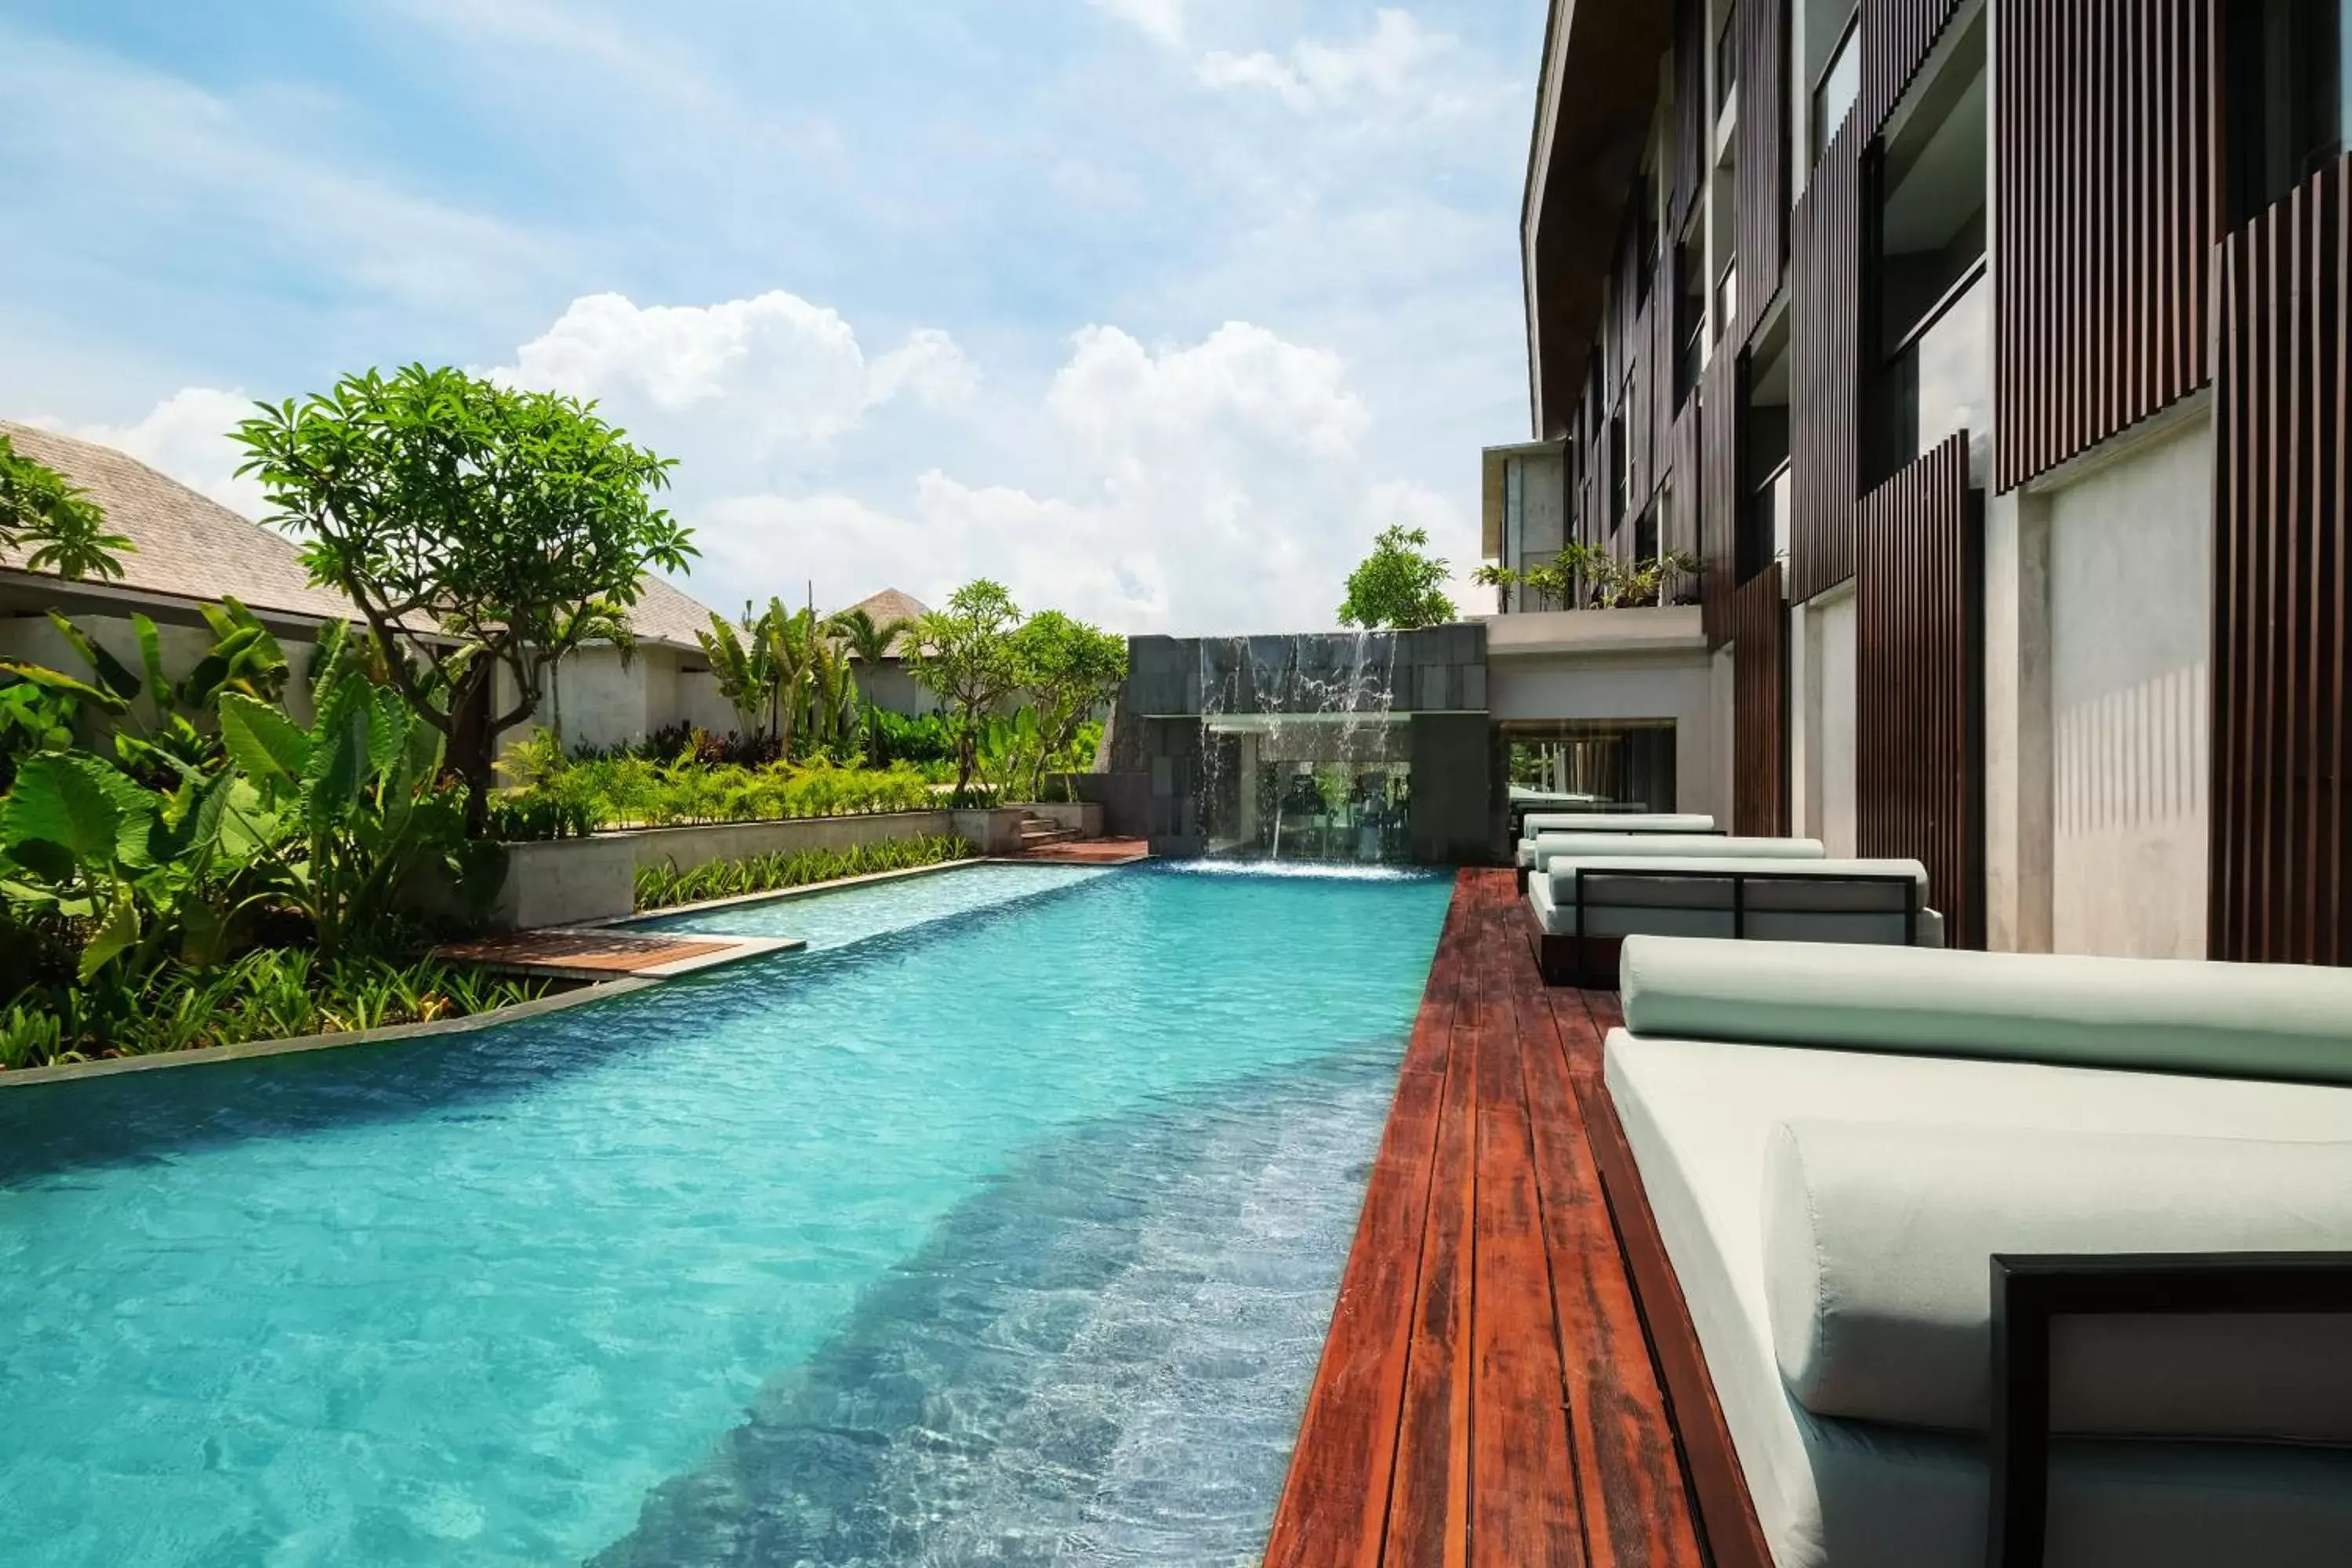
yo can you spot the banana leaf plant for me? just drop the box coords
[215,623,480,960]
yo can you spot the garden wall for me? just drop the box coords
[488,807,1052,929]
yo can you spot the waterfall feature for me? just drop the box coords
[1195,632,1412,862]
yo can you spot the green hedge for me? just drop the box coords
[635,834,974,912]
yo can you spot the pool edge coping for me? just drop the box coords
[583,853,992,927]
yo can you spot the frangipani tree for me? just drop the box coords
[907,580,1024,806]
[234,365,695,834]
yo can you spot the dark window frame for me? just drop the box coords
[1809,7,1862,165]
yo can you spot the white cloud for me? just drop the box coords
[1199,9,1461,112]
[492,291,975,461]
[1088,0,1189,50]
[40,388,269,518]
[88,301,1474,637]
[669,311,1468,636]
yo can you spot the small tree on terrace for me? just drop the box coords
[1011,610,1127,800]
[233,365,695,834]
[906,579,1023,806]
[1337,524,1456,630]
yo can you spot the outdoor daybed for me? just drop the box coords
[1516,822,1780,891]
[1598,936,2352,1568]
[1515,812,1721,878]
[1524,854,1929,984]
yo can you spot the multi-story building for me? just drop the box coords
[1489,0,2352,962]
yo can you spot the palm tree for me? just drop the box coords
[759,601,818,760]
[828,607,910,669]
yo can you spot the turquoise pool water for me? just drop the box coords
[0,863,1451,1566]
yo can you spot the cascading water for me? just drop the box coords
[1194,631,1411,863]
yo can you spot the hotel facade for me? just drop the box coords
[1486,0,2352,964]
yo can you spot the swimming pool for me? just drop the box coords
[0,862,1452,1566]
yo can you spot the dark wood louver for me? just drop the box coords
[1700,348,1745,647]
[1857,434,1984,949]
[1788,117,1867,604]
[1670,0,1709,237]
[1668,400,1704,565]
[1732,0,1791,348]
[1993,0,2216,492]
[1857,0,1964,140]
[1727,564,1790,837]
[2211,156,2352,967]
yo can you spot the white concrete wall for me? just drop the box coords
[1797,589,1859,857]
[1489,650,1722,820]
[542,644,649,754]
[1711,645,1736,826]
[0,612,328,727]
[2044,414,2212,958]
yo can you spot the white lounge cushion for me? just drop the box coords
[1520,811,1718,837]
[1763,1119,2352,1437]
[1605,1030,2352,1568]
[1621,936,2352,1086]
[1529,833,1825,873]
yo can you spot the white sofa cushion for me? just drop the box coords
[1621,936,2352,1087]
[1762,1119,2352,1437]
[1529,833,1825,873]
[1520,811,1718,837]
[1605,1030,2352,1568]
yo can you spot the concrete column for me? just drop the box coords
[1983,487,2054,952]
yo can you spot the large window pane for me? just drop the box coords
[1812,16,1860,162]
[1911,270,1991,481]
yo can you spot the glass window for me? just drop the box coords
[1911,270,1992,481]
[1508,720,1679,816]
[2226,0,2347,223]
[1812,15,1861,162]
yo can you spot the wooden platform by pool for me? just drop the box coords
[1265,866,1761,1568]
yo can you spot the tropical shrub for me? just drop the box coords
[0,949,546,1071]
[867,709,958,768]
[497,752,938,833]
[635,833,973,911]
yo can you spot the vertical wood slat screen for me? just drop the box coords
[2212,157,2352,966]
[1700,347,1745,646]
[1733,0,1790,348]
[1857,433,1984,949]
[1857,0,1963,139]
[1993,0,2214,492]
[1653,278,1679,526]
[1789,117,1867,603]
[1671,0,1709,237]
[1628,296,1656,530]
[1727,562,1790,836]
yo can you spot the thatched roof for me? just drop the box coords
[2,420,723,648]
[833,587,929,655]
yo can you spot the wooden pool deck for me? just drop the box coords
[1265,866,1759,1568]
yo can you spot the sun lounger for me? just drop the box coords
[1524,856,1932,983]
[1595,937,2352,1568]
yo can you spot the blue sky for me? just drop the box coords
[0,0,1543,633]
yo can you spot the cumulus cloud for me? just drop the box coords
[79,296,1475,638]
[677,314,1467,635]
[492,290,975,462]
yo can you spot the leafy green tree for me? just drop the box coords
[0,431,132,582]
[232,365,695,833]
[1337,525,1456,630]
[1011,611,1126,800]
[907,579,1024,806]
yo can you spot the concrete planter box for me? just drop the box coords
[488,810,971,931]
[492,835,641,931]
[1018,800,1105,837]
[949,807,1032,855]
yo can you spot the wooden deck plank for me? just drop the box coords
[1380,996,1476,1568]
[1265,877,1473,1568]
[1552,985,1773,1568]
[1502,910,1706,1568]
[1267,869,1737,1568]
[1466,889,1584,1567]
